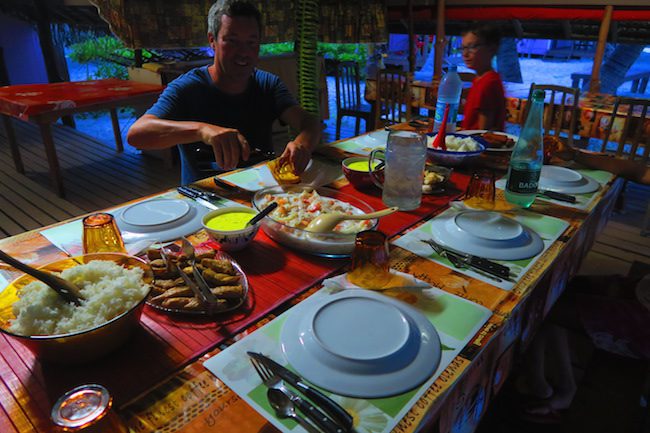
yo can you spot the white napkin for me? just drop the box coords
[323,269,431,291]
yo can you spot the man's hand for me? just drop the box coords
[552,137,577,161]
[199,124,250,170]
[281,140,312,174]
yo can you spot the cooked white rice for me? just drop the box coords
[8,260,149,336]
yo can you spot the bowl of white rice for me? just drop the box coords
[426,133,486,167]
[0,253,152,364]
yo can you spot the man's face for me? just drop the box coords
[461,32,493,71]
[212,14,260,81]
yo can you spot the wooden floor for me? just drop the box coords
[0,118,179,238]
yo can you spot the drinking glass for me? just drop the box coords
[51,384,127,432]
[82,213,126,254]
[464,170,496,210]
[347,230,391,289]
[369,129,427,211]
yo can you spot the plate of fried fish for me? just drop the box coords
[145,248,249,315]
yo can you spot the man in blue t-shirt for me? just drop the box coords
[127,0,321,184]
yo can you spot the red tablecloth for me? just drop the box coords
[0,79,164,121]
[0,176,466,431]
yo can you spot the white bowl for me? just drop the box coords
[201,207,260,251]
[252,184,378,258]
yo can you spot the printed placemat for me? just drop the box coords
[392,207,570,291]
[204,283,492,433]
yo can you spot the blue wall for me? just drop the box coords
[0,13,48,85]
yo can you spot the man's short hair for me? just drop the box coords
[462,22,501,48]
[207,0,262,38]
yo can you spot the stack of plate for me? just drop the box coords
[281,290,441,398]
[115,198,210,241]
[428,210,544,261]
[539,165,599,194]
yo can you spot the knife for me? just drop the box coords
[247,352,354,431]
[177,186,220,210]
[539,190,577,203]
[422,239,511,280]
[445,249,511,280]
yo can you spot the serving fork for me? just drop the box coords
[249,356,345,433]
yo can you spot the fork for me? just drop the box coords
[249,356,345,433]
[419,239,504,283]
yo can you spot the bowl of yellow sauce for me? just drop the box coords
[201,207,260,251]
[342,156,384,189]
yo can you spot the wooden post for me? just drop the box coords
[589,5,613,94]
[407,0,415,73]
[433,0,446,83]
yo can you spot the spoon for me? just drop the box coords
[247,202,278,227]
[0,250,84,306]
[305,207,399,233]
[267,388,320,433]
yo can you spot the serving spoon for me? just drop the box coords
[305,207,399,233]
[0,250,84,306]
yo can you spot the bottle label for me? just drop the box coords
[434,101,458,126]
[506,167,540,194]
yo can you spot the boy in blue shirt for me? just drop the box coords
[127,0,320,184]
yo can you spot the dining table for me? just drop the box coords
[0,79,165,197]
[0,127,624,433]
[364,77,650,144]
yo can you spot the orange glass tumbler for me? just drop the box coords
[51,384,127,432]
[464,170,496,210]
[82,213,126,254]
[347,230,391,289]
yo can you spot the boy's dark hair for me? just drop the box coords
[461,22,501,48]
[208,0,262,37]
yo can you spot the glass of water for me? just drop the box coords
[369,129,427,211]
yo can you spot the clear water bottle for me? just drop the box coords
[505,89,545,208]
[433,65,462,133]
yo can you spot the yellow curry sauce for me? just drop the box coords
[347,160,381,172]
[206,211,255,231]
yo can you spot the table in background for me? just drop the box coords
[0,79,164,197]
[0,134,624,433]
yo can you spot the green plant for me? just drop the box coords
[317,43,367,67]
[260,42,294,56]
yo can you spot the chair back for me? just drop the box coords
[599,96,650,163]
[525,83,580,146]
[375,69,412,127]
[334,61,363,112]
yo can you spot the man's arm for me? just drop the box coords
[278,105,322,173]
[127,114,250,170]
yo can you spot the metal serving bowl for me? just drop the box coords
[252,184,378,258]
[0,253,153,364]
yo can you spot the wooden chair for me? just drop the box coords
[525,83,580,146]
[333,61,374,140]
[374,68,413,128]
[598,96,650,164]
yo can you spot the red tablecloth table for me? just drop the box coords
[0,79,164,196]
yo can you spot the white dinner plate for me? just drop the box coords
[456,130,518,152]
[428,210,544,260]
[539,165,600,194]
[115,198,210,242]
[281,289,441,398]
[218,159,320,192]
[356,129,389,147]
